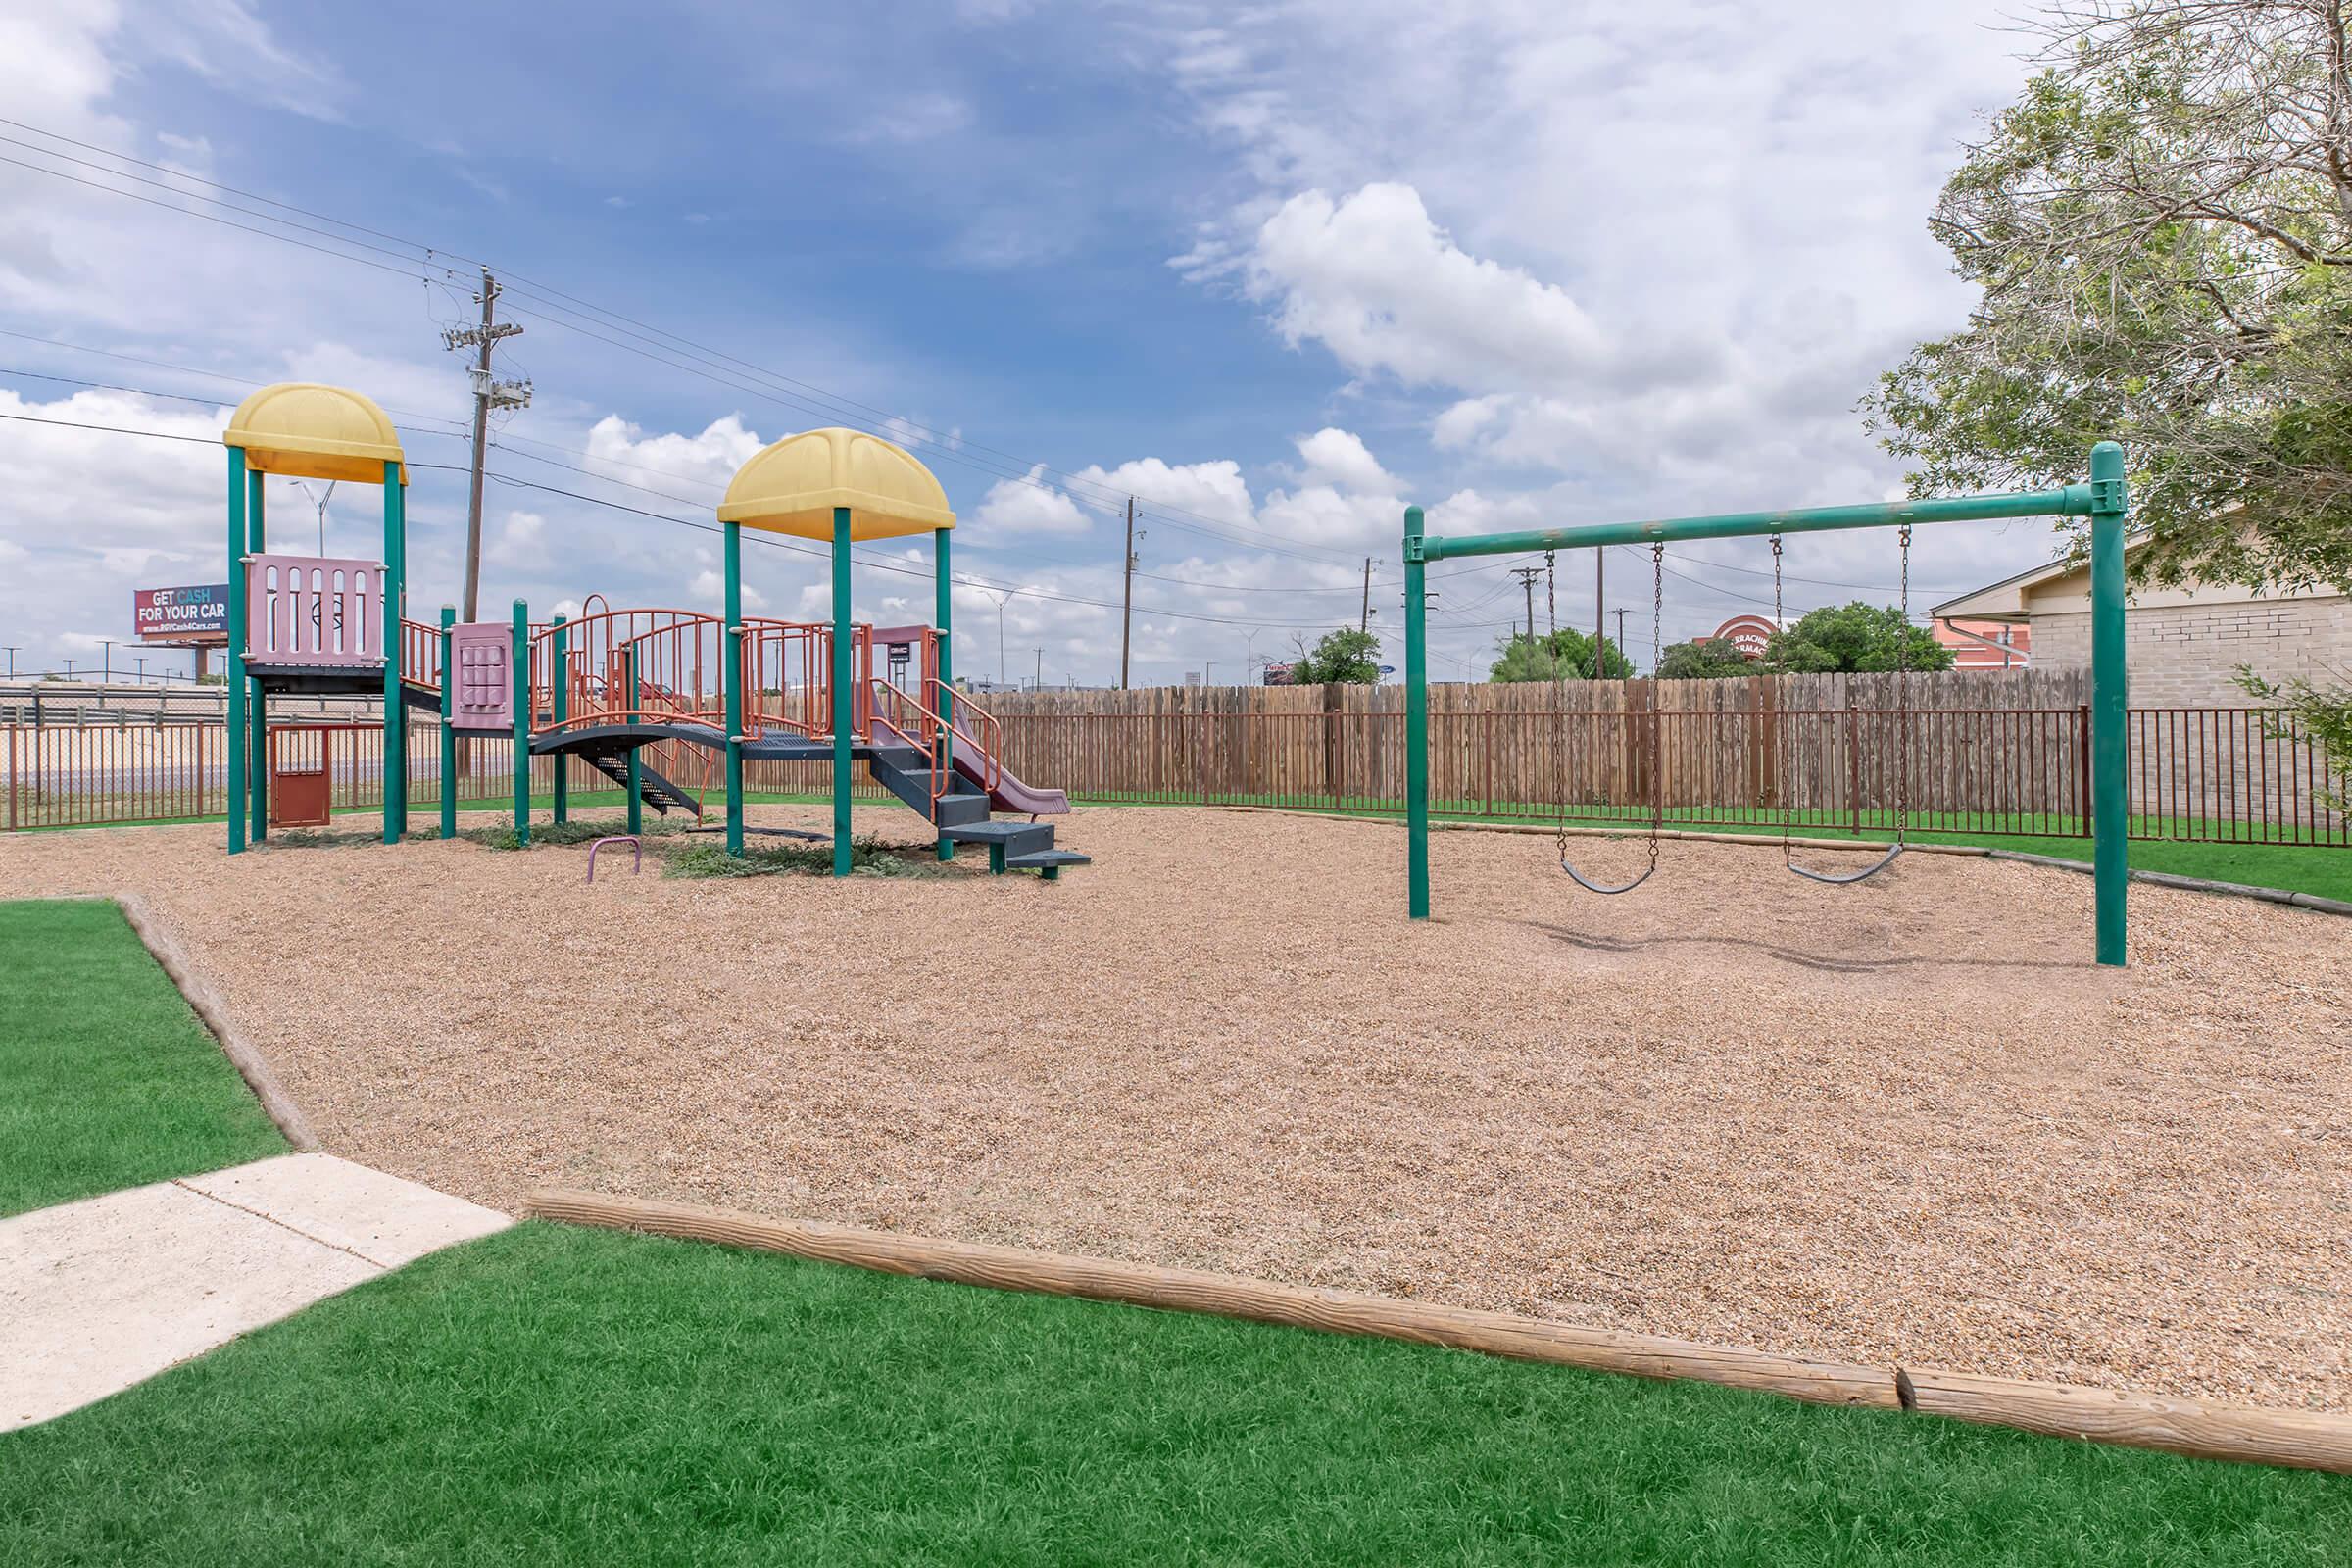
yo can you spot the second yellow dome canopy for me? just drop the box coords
[716,426,955,542]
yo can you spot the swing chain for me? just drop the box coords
[1546,549,1567,866]
[1895,524,1911,847]
[1772,535,1791,863]
[1647,543,1664,874]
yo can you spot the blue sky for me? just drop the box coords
[0,0,2056,685]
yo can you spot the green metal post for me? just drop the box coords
[933,525,955,862]
[2088,441,2129,967]
[1404,506,1430,918]
[248,466,268,839]
[226,447,248,854]
[624,648,643,837]
[510,599,530,847]
[724,521,745,857]
[551,613,570,826]
[382,462,406,843]
[438,607,457,839]
[832,506,854,877]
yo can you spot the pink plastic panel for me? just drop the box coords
[450,623,513,731]
[244,554,383,666]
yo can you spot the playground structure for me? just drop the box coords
[222,388,1086,877]
[1400,442,2134,965]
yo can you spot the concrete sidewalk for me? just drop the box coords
[1,1154,512,1431]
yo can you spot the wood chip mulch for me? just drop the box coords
[5,805,2345,1410]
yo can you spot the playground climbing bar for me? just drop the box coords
[1401,443,2132,965]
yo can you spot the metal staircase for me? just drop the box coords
[865,743,1089,878]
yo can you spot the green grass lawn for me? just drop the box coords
[0,899,286,1216]
[2,1222,2343,1567]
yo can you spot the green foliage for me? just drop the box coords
[1861,5,2352,594]
[1766,603,1955,675]
[1656,637,1758,680]
[0,899,286,1215]
[1489,628,1632,682]
[4,1221,2346,1565]
[2237,665,2352,812]
[664,835,942,879]
[1290,626,1382,684]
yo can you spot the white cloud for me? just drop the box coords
[1071,457,1255,528]
[583,414,764,494]
[1293,426,1393,493]
[965,465,1091,539]
[1244,184,1623,392]
[689,568,767,611]
[486,510,545,566]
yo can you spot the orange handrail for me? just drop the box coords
[868,677,1002,809]
[398,617,443,691]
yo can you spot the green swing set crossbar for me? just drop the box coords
[1401,442,2132,967]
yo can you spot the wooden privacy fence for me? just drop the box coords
[4,672,2345,845]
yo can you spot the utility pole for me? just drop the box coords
[3,645,17,678]
[1035,647,1043,691]
[1360,557,1372,633]
[1614,608,1629,674]
[1119,496,1137,689]
[1509,565,1543,641]
[443,267,531,625]
[1593,553,1605,678]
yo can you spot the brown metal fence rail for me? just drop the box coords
[4,693,2345,845]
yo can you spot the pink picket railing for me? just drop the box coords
[245,554,383,666]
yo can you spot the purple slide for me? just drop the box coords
[948,733,1069,815]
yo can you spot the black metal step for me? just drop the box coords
[933,792,990,827]
[1004,850,1089,868]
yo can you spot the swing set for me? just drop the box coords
[1401,442,2133,966]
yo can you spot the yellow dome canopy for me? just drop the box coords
[222,382,407,485]
[717,426,954,542]
[223,380,404,484]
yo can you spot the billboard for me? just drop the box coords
[134,583,231,644]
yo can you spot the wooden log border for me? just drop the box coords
[111,892,319,1151]
[529,1189,2352,1475]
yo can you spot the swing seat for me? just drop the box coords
[1786,843,1903,886]
[1561,856,1656,895]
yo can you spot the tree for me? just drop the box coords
[1862,1,2352,598]
[1655,637,1758,680]
[2237,664,2352,810]
[1764,604,1955,674]
[1290,626,1382,684]
[1488,628,1632,682]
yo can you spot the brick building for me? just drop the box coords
[1931,542,2349,706]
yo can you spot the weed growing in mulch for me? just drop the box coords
[462,818,688,852]
[664,835,947,879]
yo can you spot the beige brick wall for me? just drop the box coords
[2033,594,2350,707]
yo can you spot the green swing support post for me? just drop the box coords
[510,599,530,847]
[247,466,267,841]
[1401,446,2132,965]
[438,606,457,839]
[724,521,745,857]
[551,613,570,827]
[380,459,407,844]
[226,447,249,854]
[831,505,854,877]
[933,524,955,863]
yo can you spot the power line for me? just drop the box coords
[0,116,1368,568]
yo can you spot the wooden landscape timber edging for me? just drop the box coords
[1985,849,2352,917]
[1209,804,1991,858]
[526,1189,1892,1409]
[527,1189,2352,1475]
[109,892,319,1151]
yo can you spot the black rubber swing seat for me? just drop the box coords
[1560,857,1656,895]
[1786,843,1904,885]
